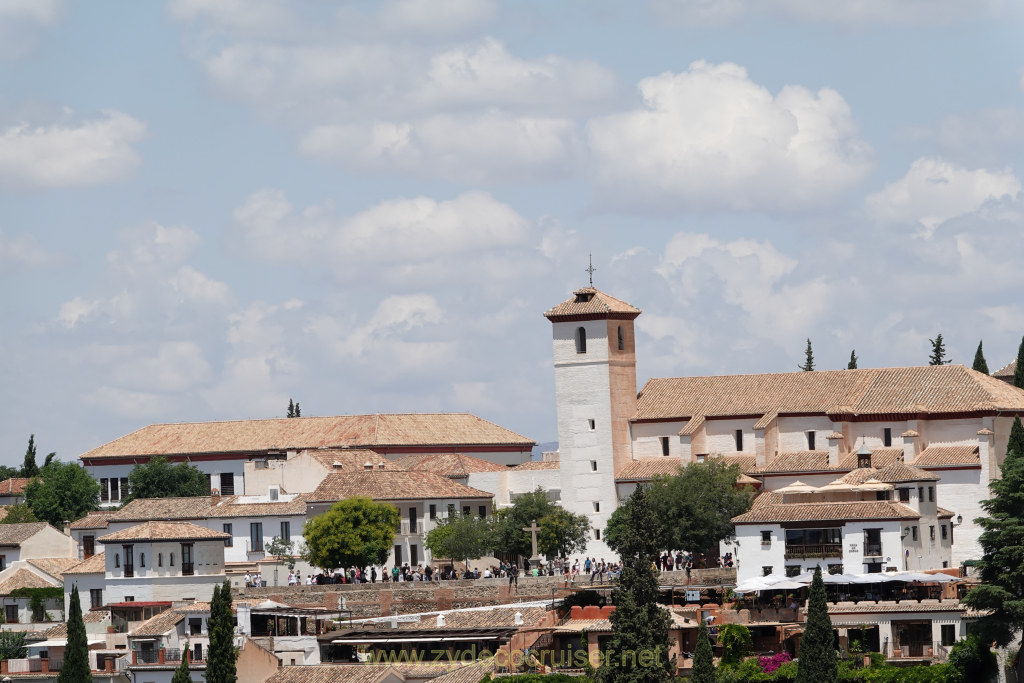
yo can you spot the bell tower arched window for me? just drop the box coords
[617,325,624,351]
[575,326,587,354]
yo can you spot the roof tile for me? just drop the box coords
[543,287,641,321]
[98,521,230,543]
[913,445,980,467]
[733,492,920,524]
[309,471,493,503]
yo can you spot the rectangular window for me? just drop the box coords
[280,521,290,542]
[928,486,934,502]
[930,525,935,541]
[462,506,470,516]
[123,545,134,578]
[250,522,263,552]
[5,604,18,623]
[761,530,771,545]
[478,505,486,518]
[110,477,120,502]
[941,625,955,646]
[193,643,202,662]
[898,488,911,502]
[911,526,918,541]
[223,523,233,547]
[206,473,212,493]
[221,473,235,495]
[181,543,194,576]
[762,566,773,577]
[409,508,417,534]
[593,501,601,513]
[735,430,743,451]
[941,524,948,540]
[590,461,598,472]
[90,589,103,609]
[429,504,437,520]
[918,486,924,500]
[595,529,601,540]
[660,436,670,456]
[189,618,202,636]
[0,555,4,571]
[120,477,130,499]
[83,535,95,558]
[410,545,419,566]
[883,428,892,447]
[394,545,402,565]
[100,478,109,502]
[864,529,882,557]
[807,431,816,450]
[785,565,801,577]
[588,419,596,430]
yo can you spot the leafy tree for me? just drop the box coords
[800,339,815,371]
[929,333,949,365]
[947,635,996,682]
[21,435,38,478]
[0,464,18,480]
[206,580,237,683]
[691,619,715,683]
[267,536,297,571]
[973,341,989,374]
[0,630,28,658]
[303,497,399,569]
[1015,336,1024,389]
[795,567,836,683]
[598,486,672,683]
[538,507,590,559]
[847,350,858,370]
[493,488,556,558]
[611,459,752,556]
[57,585,90,683]
[125,455,208,503]
[1,503,38,524]
[171,642,192,683]
[717,623,752,666]
[24,461,99,527]
[424,513,493,568]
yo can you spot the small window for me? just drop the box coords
[429,504,437,520]
[807,431,816,450]
[883,428,892,447]
[941,625,955,646]
[617,326,624,351]
[140,553,145,568]
[114,554,120,568]
[170,553,175,567]
[930,525,935,541]
[158,553,163,567]
[761,530,771,544]
[762,566,773,577]
[100,478,109,503]
[463,506,470,515]
[911,526,918,541]
[221,473,235,495]
[785,565,801,577]
[575,326,587,354]
[588,419,596,430]
[593,502,600,513]
[735,430,743,451]
[941,524,948,540]
[90,589,103,609]
[280,521,291,542]
[595,529,601,540]
[928,486,934,502]
[918,486,924,500]
[590,461,598,472]
[898,488,910,502]
[223,523,233,547]
[660,436,670,456]
[478,506,486,518]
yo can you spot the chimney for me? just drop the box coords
[514,611,523,626]
[436,614,446,627]
[211,491,221,505]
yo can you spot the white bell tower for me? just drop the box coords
[544,283,640,559]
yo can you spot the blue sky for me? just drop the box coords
[1,0,1023,464]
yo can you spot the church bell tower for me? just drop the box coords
[544,284,641,558]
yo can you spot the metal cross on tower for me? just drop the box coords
[586,254,596,286]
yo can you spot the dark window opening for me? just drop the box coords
[883,428,892,447]
[223,523,232,547]
[762,566,773,577]
[83,535,95,558]
[429,504,437,520]
[660,436,670,456]
[807,431,816,451]
[409,508,417,534]
[90,589,103,609]
[220,473,235,495]
[617,326,624,351]
[575,326,587,354]
[735,430,744,451]
[181,543,194,576]
[478,506,486,518]
[898,488,911,502]
[123,545,134,578]
[250,522,263,552]
[280,521,290,542]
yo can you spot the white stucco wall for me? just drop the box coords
[87,460,247,507]
[705,418,756,456]
[630,421,687,459]
[775,416,837,452]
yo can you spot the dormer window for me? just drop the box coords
[575,327,587,354]
[575,292,594,303]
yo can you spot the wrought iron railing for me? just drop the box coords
[784,543,841,559]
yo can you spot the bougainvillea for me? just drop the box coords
[759,652,793,673]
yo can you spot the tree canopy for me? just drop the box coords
[425,513,493,567]
[538,506,590,559]
[795,567,837,683]
[691,619,715,683]
[303,497,399,569]
[929,333,949,365]
[24,460,99,527]
[800,339,814,371]
[206,580,237,683]
[125,455,209,503]
[0,503,38,524]
[287,399,301,418]
[493,488,554,558]
[171,643,192,683]
[847,350,858,370]
[609,459,752,556]
[1014,336,1024,389]
[973,341,989,374]
[21,435,39,478]
[57,585,90,683]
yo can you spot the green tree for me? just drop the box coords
[611,459,752,556]
[57,585,90,683]
[287,399,295,418]
[0,630,28,658]
[800,339,815,371]
[717,623,752,666]
[493,488,556,558]
[691,619,715,683]
[295,402,301,417]
[538,507,590,559]
[171,642,192,683]
[929,333,949,365]
[24,461,99,527]
[0,503,38,524]
[21,435,38,478]
[973,341,989,374]
[267,536,297,571]
[303,497,399,569]
[125,455,208,503]
[795,567,836,683]
[0,464,18,480]
[206,580,237,683]
[597,486,672,683]
[947,635,997,682]
[424,513,492,568]
[1014,336,1024,389]
[847,350,858,370]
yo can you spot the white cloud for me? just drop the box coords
[379,0,497,34]
[58,297,100,328]
[107,222,201,273]
[587,61,872,212]
[866,157,1021,235]
[0,229,55,270]
[0,110,145,190]
[82,386,173,419]
[300,112,579,182]
[113,341,212,392]
[0,0,64,59]
[171,266,233,306]
[652,0,1005,26]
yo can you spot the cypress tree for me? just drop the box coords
[691,619,715,683]
[1008,417,1024,468]
[973,341,989,374]
[800,339,815,371]
[57,585,91,683]
[847,350,858,370]
[287,399,295,418]
[295,402,301,417]
[171,644,191,683]
[205,580,237,683]
[21,435,39,478]
[1014,336,1024,389]
[929,333,949,365]
[795,567,836,683]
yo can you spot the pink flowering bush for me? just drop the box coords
[758,652,793,673]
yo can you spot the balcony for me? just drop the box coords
[784,543,842,560]
[182,562,195,576]
[397,521,425,536]
[864,544,883,558]
[124,564,134,578]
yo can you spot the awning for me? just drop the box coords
[29,638,106,648]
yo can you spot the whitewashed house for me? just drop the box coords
[0,523,77,570]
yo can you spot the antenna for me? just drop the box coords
[586,253,596,286]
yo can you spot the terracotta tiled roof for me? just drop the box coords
[0,568,58,594]
[381,606,548,631]
[937,507,955,519]
[308,471,494,503]
[733,492,919,524]
[710,454,759,472]
[98,521,230,543]
[208,494,309,518]
[994,360,1016,378]
[80,414,533,460]
[64,553,105,575]
[679,415,705,436]
[111,497,209,522]
[394,453,508,477]
[826,432,844,440]
[872,462,940,483]
[543,287,641,321]
[913,445,980,468]
[69,510,115,530]
[635,365,1024,421]
[510,460,560,471]
[309,449,394,471]
[754,448,904,475]
[266,663,485,683]
[131,608,186,636]
[42,611,108,639]
[616,459,682,482]
[427,662,495,683]
[26,557,81,581]
[0,478,30,495]
[828,602,968,614]
[0,523,50,546]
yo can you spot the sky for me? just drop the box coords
[1,0,1023,465]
